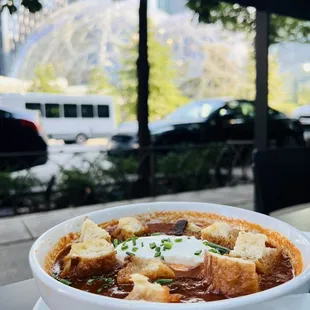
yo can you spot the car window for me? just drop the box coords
[26,103,43,115]
[45,104,60,118]
[97,105,110,118]
[64,104,78,118]
[166,102,218,122]
[240,102,255,119]
[81,105,94,118]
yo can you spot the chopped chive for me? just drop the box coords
[121,244,128,251]
[126,251,135,256]
[58,278,72,286]
[154,251,161,257]
[104,277,113,283]
[132,239,137,246]
[97,287,103,293]
[174,238,183,243]
[156,279,173,285]
[203,240,230,254]
[163,241,173,250]
[161,256,165,260]
[209,248,221,254]
[187,237,191,239]
[132,247,139,252]
[155,246,161,252]
[113,239,119,247]
[149,242,156,249]
[194,250,202,256]
[103,285,109,289]
[141,242,144,247]
[87,278,95,285]
[152,233,161,236]
[161,238,170,243]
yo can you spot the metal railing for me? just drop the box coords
[0,141,255,217]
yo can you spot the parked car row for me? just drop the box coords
[108,98,305,153]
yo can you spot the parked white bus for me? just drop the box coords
[0,93,116,144]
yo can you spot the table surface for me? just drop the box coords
[1,232,310,310]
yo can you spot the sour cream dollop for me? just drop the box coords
[115,235,212,268]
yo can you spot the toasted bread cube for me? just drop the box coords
[113,217,148,240]
[230,231,281,274]
[185,222,202,236]
[118,256,175,284]
[126,274,182,303]
[201,222,237,249]
[255,247,282,274]
[80,218,111,243]
[61,239,116,278]
[204,251,259,297]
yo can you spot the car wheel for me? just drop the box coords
[76,134,88,144]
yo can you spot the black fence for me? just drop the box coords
[0,141,255,217]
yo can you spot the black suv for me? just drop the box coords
[0,105,48,171]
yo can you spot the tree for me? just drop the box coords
[29,64,64,93]
[186,1,310,45]
[87,68,112,95]
[116,27,188,120]
[181,43,243,99]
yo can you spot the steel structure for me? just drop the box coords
[1,0,69,74]
[10,0,247,85]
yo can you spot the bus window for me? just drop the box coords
[45,104,60,118]
[81,104,94,118]
[64,104,77,118]
[97,105,110,118]
[26,103,43,114]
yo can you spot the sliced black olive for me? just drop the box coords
[174,220,188,236]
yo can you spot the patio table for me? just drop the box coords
[1,232,310,310]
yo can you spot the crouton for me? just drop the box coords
[80,218,111,243]
[229,231,282,274]
[118,256,175,284]
[201,222,238,249]
[125,274,182,303]
[185,222,202,236]
[113,217,149,240]
[61,239,116,278]
[204,251,259,297]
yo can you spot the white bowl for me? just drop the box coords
[29,202,310,310]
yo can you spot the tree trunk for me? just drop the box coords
[136,0,151,197]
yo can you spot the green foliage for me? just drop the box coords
[87,68,112,95]
[56,169,98,207]
[116,29,189,120]
[236,51,287,107]
[186,1,310,45]
[1,0,42,14]
[181,43,243,98]
[29,64,63,93]
[299,85,310,105]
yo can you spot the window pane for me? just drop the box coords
[81,104,94,118]
[45,104,60,118]
[26,103,43,114]
[64,104,77,118]
[97,105,110,118]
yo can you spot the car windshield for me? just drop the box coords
[165,100,224,122]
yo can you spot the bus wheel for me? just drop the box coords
[76,134,88,144]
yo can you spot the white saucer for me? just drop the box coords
[33,298,50,310]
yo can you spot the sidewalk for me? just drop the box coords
[1,184,309,286]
